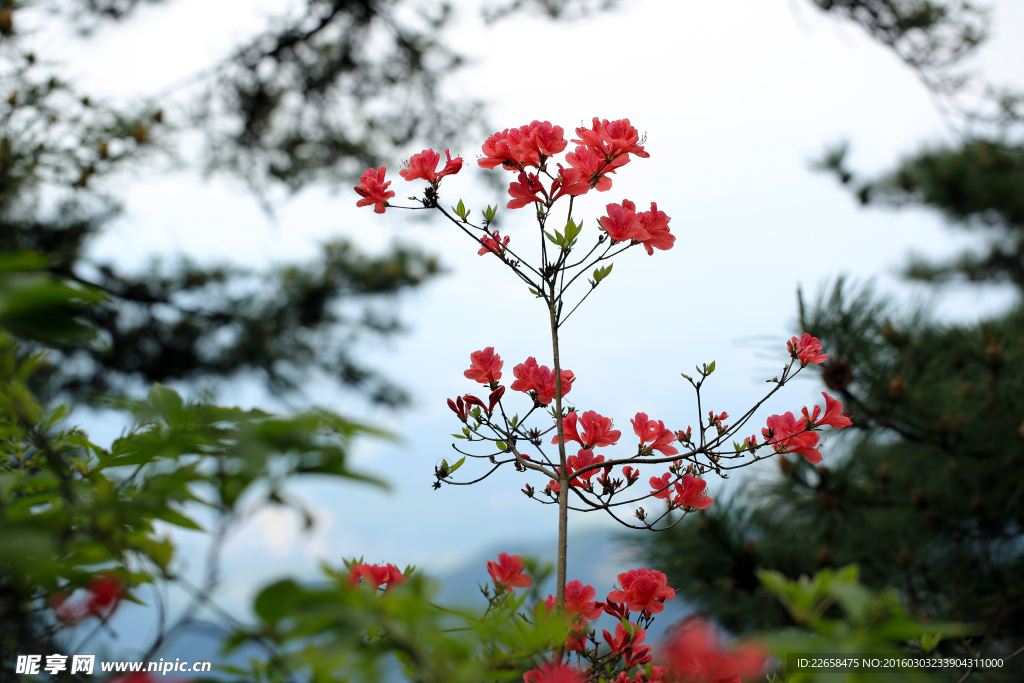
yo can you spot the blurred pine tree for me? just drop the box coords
[0,0,606,408]
[637,0,1024,664]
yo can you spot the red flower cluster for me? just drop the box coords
[599,200,675,255]
[348,563,407,593]
[661,619,768,683]
[632,412,678,455]
[542,579,603,651]
[761,392,852,464]
[487,553,533,592]
[547,448,611,493]
[606,568,676,615]
[478,231,510,256]
[510,357,575,405]
[399,148,463,184]
[51,575,124,625]
[787,333,828,366]
[612,666,668,683]
[479,120,568,171]
[506,166,591,210]
[566,118,649,191]
[649,472,713,510]
[603,621,653,668]
[476,117,652,207]
[354,167,395,214]
[552,410,621,448]
[523,660,587,683]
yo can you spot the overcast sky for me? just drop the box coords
[36,0,1024,612]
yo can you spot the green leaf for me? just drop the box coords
[592,263,613,285]
[920,632,942,653]
[495,441,507,451]
[253,579,301,625]
[448,456,466,474]
[564,218,581,247]
[154,508,205,531]
[144,538,174,570]
[707,360,716,374]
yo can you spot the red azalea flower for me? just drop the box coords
[399,148,463,184]
[551,411,583,446]
[551,165,591,201]
[487,552,532,592]
[354,166,396,214]
[603,621,652,667]
[650,472,673,500]
[464,347,503,383]
[478,231,511,256]
[507,172,548,209]
[633,413,679,455]
[564,145,615,191]
[606,568,675,614]
[566,449,607,487]
[348,563,406,592]
[662,619,768,683]
[673,473,713,510]
[571,117,650,160]
[478,127,538,171]
[518,120,568,158]
[576,410,621,447]
[563,579,602,621]
[787,333,829,365]
[635,666,669,683]
[86,575,123,618]
[599,200,646,242]
[552,410,619,447]
[635,202,675,255]
[603,621,636,653]
[808,392,853,429]
[523,660,587,683]
[510,357,574,405]
[762,412,822,464]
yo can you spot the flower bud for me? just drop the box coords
[488,385,505,410]
[447,397,467,421]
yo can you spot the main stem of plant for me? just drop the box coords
[549,288,569,609]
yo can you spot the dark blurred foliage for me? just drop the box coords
[0,254,391,680]
[644,282,1024,643]
[0,0,608,408]
[637,0,1024,672]
[809,0,987,70]
[820,139,1024,290]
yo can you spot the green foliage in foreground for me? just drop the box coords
[0,254,386,678]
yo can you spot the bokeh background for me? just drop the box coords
[7,0,1023,647]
